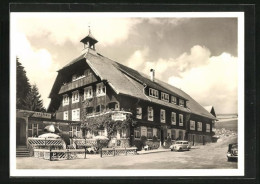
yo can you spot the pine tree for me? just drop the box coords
[16,57,31,109]
[23,84,46,112]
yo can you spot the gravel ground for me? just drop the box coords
[16,136,237,169]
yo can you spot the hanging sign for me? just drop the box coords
[112,113,126,121]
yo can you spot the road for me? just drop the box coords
[16,136,237,169]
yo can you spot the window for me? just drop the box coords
[206,123,211,132]
[149,88,159,98]
[171,112,176,125]
[134,127,141,139]
[86,107,93,114]
[161,92,169,102]
[108,102,119,110]
[190,120,195,130]
[72,108,80,121]
[96,105,105,113]
[69,126,81,137]
[178,131,183,140]
[141,126,147,137]
[171,96,177,104]
[152,128,157,137]
[179,99,185,106]
[147,106,154,121]
[147,127,153,139]
[63,111,68,120]
[136,107,142,119]
[98,129,105,136]
[160,109,166,123]
[96,83,106,97]
[63,95,69,106]
[167,129,171,138]
[120,128,127,138]
[197,122,202,131]
[28,123,38,137]
[72,91,79,103]
[179,114,183,126]
[84,86,93,99]
[171,129,176,140]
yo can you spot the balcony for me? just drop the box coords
[59,75,97,94]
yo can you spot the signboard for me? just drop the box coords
[111,113,126,121]
[32,112,52,119]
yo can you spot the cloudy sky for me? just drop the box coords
[11,13,239,114]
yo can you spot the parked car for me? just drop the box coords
[170,140,190,151]
[227,143,238,161]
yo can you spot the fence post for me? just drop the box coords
[49,146,52,161]
[113,148,115,156]
[84,147,87,159]
[100,148,102,158]
[67,149,69,160]
[45,138,46,146]
[125,147,127,156]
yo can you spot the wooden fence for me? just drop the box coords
[100,147,137,157]
[34,148,87,161]
[27,137,66,149]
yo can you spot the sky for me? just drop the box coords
[11,13,239,114]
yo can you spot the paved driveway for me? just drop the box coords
[16,136,237,169]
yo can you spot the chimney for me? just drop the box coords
[150,69,155,82]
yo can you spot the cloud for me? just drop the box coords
[168,52,238,114]
[125,45,237,113]
[12,30,59,109]
[16,15,141,46]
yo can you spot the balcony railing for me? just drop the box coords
[59,75,97,94]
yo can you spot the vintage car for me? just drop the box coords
[170,140,190,151]
[227,143,238,161]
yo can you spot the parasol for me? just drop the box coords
[44,124,62,133]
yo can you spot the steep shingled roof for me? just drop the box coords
[48,50,216,119]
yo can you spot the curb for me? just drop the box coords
[137,149,170,155]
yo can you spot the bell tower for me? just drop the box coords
[80,27,98,51]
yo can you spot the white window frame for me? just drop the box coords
[152,128,157,137]
[134,127,141,139]
[28,123,39,137]
[63,111,68,120]
[84,86,93,99]
[141,126,147,137]
[63,95,69,106]
[149,88,159,98]
[161,92,169,102]
[160,109,166,123]
[147,127,153,140]
[179,99,185,106]
[136,107,142,119]
[179,114,183,126]
[171,112,176,125]
[206,123,211,132]
[72,90,79,103]
[69,126,81,137]
[96,82,106,97]
[197,122,202,131]
[147,106,154,121]
[72,108,80,121]
[190,120,195,130]
[171,96,177,104]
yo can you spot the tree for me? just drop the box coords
[16,57,31,109]
[23,84,46,112]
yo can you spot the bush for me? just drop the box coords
[60,132,70,145]
[133,140,143,151]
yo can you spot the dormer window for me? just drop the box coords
[171,96,177,104]
[161,92,169,102]
[63,94,69,106]
[72,90,79,103]
[84,86,93,99]
[96,82,106,97]
[179,99,185,106]
[149,88,159,98]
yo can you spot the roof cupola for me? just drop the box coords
[80,26,98,51]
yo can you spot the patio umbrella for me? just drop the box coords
[39,133,61,139]
[44,125,61,133]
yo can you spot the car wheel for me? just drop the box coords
[171,149,173,151]
[179,148,182,152]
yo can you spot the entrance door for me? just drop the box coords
[16,123,21,146]
[160,129,164,145]
[16,119,26,146]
